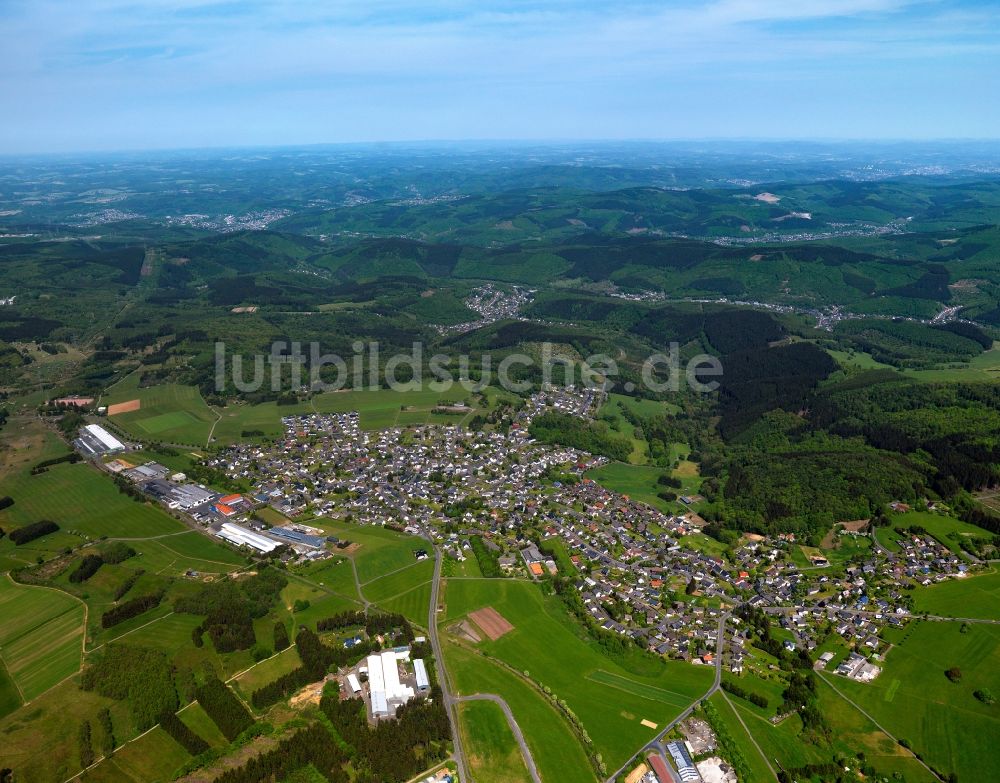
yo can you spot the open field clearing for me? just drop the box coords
[375,581,433,626]
[362,558,434,604]
[458,699,533,783]
[833,620,1000,782]
[104,375,217,445]
[231,645,303,698]
[444,639,595,783]
[442,578,714,769]
[178,702,230,748]
[0,676,130,783]
[912,567,1000,620]
[79,725,191,783]
[0,575,85,701]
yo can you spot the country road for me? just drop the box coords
[454,694,543,783]
[428,547,471,783]
[605,613,729,783]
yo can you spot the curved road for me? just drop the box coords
[454,694,543,783]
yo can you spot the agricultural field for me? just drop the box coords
[0,575,85,701]
[102,374,218,446]
[457,699,533,783]
[912,567,1000,620]
[441,578,714,769]
[832,620,1000,783]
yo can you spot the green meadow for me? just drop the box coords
[441,578,713,769]
[443,639,595,783]
[103,374,218,445]
[457,699,533,783]
[912,567,1000,620]
[832,620,1000,783]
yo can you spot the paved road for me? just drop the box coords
[454,694,543,783]
[605,613,729,783]
[428,548,471,783]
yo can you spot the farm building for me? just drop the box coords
[217,522,279,553]
[347,674,362,695]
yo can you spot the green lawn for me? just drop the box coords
[441,578,713,769]
[457,699,533,783]
[0,575,85,700]
[584,463,673,513]
[832,620,1000,783]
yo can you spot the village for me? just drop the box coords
[76,385,976,698]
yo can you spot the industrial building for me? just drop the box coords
[365,649,416,718]
[144,479,216,510]
[75,423,126,456]
[268,526,326,548]
[217,522,280,553]
[665,741,702,783]
[413,658,429,691]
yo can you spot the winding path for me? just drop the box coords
[454,693,543,783]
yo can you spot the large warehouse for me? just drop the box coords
[216,522,279,553]
[366,650,416,718]
[75,423,126,456]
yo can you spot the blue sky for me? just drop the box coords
[1,0,998,152]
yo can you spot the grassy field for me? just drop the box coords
[457,699,533,783]
[912,567,1000,620]
[0,575,85,701]
[832,620,1000,783]
[707,693,778,783]
[231,645,303,701]
[362,558,435,626]
[0,459,187,554]
[0,676,130,783]
[314,519,428,583]
[441,578,713,769]
[103,373,218,445]
[584,463,673,513]
[443,639,595,783]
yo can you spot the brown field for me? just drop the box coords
[107,398,141,415]
[469,607,514,641]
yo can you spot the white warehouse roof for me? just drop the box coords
[217,522,279,553]
[84,424,125,451]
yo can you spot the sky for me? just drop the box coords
[1,0,998,153]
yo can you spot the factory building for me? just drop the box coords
[75,424,126,456]
[217,522,280,553]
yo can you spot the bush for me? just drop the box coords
[0,496,13,511]
[946,667,962,683]
[273,621,290,652]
